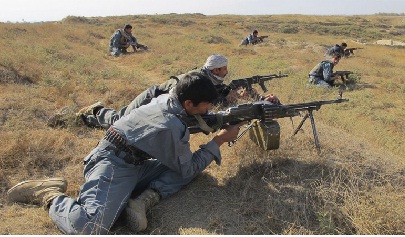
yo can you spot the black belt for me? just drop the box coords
[103,127,153,165]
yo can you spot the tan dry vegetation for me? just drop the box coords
[0,14,404,234]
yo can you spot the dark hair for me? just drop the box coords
[253,30,258,34]
[174,72,218,105]
[341,42,347,47]
[124,24,133,29]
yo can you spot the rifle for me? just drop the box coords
[217,72,288,98]
[258,35,269,41]
[180,97,349,153]
[344,47,363,56]
[333,70,353,82]
[253,35,269,44]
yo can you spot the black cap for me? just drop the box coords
[124,24,132,29]
[341,42,347,47]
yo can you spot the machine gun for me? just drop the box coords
[180,97,349,153]
[217,72,288,98]
[333,70,353,82]
[344,47,363,56]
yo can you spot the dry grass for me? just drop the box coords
[0,14,404,234]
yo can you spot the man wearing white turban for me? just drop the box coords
[201,54,228,85]
[66,54,279,129]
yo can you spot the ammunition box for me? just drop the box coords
[249,120,280,150]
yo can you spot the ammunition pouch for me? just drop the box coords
[249,120,280,150]
[103,127,154,165]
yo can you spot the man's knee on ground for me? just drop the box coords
[110,47,122,57]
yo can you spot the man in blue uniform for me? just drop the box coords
[240,30,265,46]
[7,72,244,234]
[309,54,341,88]
[109,23,148,57]
[325,42,347,58]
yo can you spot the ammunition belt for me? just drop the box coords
[103,127,153,165]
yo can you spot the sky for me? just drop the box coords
[1,0,405,23]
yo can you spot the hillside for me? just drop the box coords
[0,14,404,234]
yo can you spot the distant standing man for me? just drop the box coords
[240,30,267,46]
[109,24,148,57]
[308,54,341,88]
[325,42,347,58]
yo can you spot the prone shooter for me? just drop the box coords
[344,47,363,57]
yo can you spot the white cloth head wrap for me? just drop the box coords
[203,54,228,70]
[202,54,228,85]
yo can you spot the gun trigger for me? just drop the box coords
[228,122,255,147]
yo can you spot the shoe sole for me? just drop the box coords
[77,102,103,116]
[7,177,67,196]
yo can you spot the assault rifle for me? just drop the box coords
[258,35,269,41]
[131,42,148,50]
[344,47,363,56]
[333,71,353,82]
[181,97,349,153]
[253,35,269,44]
[217,72,288,98]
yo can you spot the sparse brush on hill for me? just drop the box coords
[0,14,404,234]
